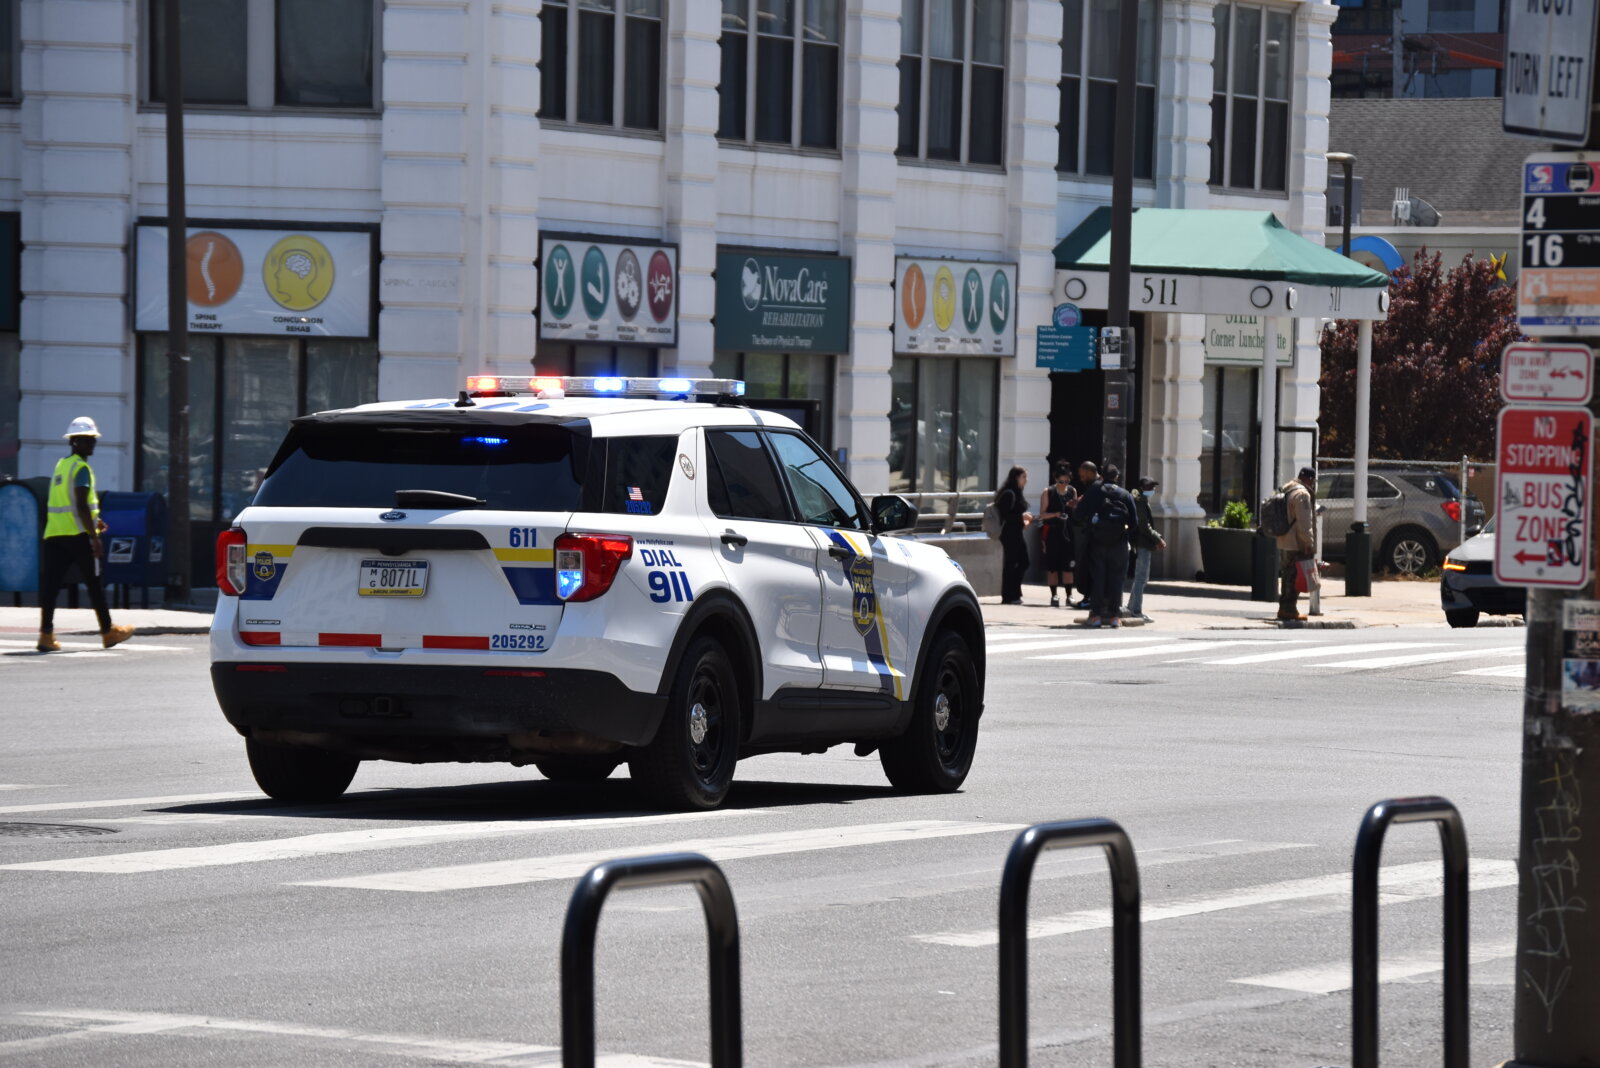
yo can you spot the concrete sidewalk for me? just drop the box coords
[0,602,214,637]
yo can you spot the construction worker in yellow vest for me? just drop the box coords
[37,417,135,652]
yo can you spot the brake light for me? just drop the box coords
[1441,500,1463,522]
[553,532,634,602]
[216,528,248,595]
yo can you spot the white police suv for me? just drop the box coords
[211,376,984,810]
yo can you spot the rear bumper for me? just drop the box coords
[211,662,666,756]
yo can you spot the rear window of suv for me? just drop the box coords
[253,421,589,511]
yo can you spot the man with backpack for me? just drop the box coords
[1271,465,1317,622]
[1076,462,1136,627]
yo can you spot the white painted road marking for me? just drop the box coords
[912,858,1517,948]
[1231,937,1518,994]
[1457,664,1528,678]
[0,638,188,652]
[1318,646,1524,670]
[300,820,1025,893]
[985,634,1176,655]
[0,791,259,816]
[1029,639,1274,661]
[0,1009,703,1066]
[1,808,758,874]
[1203,642,1450,666]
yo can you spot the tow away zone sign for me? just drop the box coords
[1496,406,1594,587]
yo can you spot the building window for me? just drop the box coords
[1058,0,1158,178]
[0,330,17,478]
[535,343,659,378]
[718,0,841,150]
[712,351,834,449]
[896,0,1006,166]
[148,0,378,110]
[1,0,18,103]
[539,0,663,132]
[889,356,997,496]
[1209,4,1291,192]
[1198,365,1258,515]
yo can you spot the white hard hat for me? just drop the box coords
[63,416,101,439]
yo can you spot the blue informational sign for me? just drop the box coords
[1035,325,1096,371]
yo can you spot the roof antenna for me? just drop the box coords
[454,390,476,407]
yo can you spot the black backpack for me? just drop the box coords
[1258,490,1294,538]
[1091,489,1132,545]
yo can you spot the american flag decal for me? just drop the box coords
[628,485,644,501]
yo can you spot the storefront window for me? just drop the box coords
[535,343,658,378]
[222,338,299,521]
[888,355,997,495]
[1198,364,1258,515]
[138,334,219,521]
[711,350,834,448]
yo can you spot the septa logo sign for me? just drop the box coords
[544,244,575,320]
[961,268,983,335]
[1528,164,1556,193]
[581,246,610,321]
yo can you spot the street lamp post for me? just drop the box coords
[1328,151,1372,597]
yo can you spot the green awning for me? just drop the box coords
[1053,207,1390,289]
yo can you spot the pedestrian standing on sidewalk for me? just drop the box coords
[994,466,1033,605]
[1070,461,1100,608]
[1038,463,1077,607]
[1126,476,1167,622]
[1077,463,1136,627]
[37,417,136,652]
[1275,465,1317,622]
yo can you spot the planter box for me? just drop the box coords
[1198,526,1257,585]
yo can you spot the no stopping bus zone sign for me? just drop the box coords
[1496,406,1594,587]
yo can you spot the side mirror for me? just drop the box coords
[871,494,919,535]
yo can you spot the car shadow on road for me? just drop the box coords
[160,777,901,823]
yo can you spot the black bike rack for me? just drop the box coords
[560,852,742,1068]
[1351,796,1469,1068]
[998,818,1142,1068]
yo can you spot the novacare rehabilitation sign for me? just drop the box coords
[715,251,851,354]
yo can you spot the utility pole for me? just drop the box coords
[163,0,191,603]
[1390,9,1403,98]
[1327,151,1372,597]
[1101,0,1138,474]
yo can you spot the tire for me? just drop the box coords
[1380,527,1437,575]
[629,635,741,810]
[1445,608,1480,629]
[535,757,621,783]
[245,737,358,803]
[880,629,981,793]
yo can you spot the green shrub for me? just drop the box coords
[1209,499,1254,529]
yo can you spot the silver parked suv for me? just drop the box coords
[1316,469,1486,575]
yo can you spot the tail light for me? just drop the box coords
[1441,500,1463,523]
[553,532,633,602]
[216,528,248,595]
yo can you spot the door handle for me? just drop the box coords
[828,544,853,561]
[719,530,748,549]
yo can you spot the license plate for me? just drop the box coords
[358,559,429,597]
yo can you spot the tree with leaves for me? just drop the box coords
[1319,249,1520,461]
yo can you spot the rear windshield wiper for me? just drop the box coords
[394,489,488,509]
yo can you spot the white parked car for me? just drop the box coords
[210,376,985,809]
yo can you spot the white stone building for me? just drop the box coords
[0,0,1336,583]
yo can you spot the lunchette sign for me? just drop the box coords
[715,251,851,354]
[893,257,1016,355]
[135,225,374,337]
[1203,315,1294,366]
[539,237,678,346]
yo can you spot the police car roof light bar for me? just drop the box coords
[465,376,747,400]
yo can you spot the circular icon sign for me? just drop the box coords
[1053,302,1081,328]
[185,231,243,308]
[740,257,763,311]
[1571,162,1595,193]
[647,250,675,323]
[901,263,927,329]
[960,269,984,335]
[932,266,957,332]
[544,244,575,320]
[581,246,610,321]
[614,249,642,322]
[263,234,334,312]
[988,269,1011,335]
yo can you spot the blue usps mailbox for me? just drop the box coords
[99,492,168,596]
[0,477,49,594]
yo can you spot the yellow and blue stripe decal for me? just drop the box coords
[825,530,902,700]
[492,546,562,606]
[242,545,295,601]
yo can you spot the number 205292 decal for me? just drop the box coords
[490,633,548,651]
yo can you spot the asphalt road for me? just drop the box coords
[0,623,1528,1066]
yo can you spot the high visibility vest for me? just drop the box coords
[44,454,98,539]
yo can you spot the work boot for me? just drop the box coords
[36,632,59,653]
[101,624,135,649]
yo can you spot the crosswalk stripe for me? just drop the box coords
[1202,641,1450,666]
[985,630,1064,643]
[1457,664,1527,678]
[1318,645,1523,670]
[0,784,56,792]
[298,820,1025,893]
[911,857,1516,948]
[1230,937,1517,994]
[0,639,187,652]
[1,808,757,874]
[0,791,259,816]
[1029,639,1276,661]
[986,635,1182,655]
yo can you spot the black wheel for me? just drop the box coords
[629,635,741,810]
[880,630,980,793]
[1380,527,1437,575]
[245,737,358,803]
[1445,608,1480,629]
[535,757,621,783]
